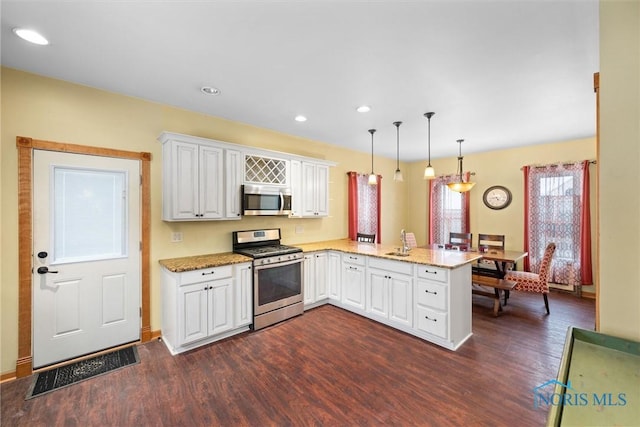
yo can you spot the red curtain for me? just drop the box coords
[347,171,358,241]
[580,160,593,285]
[347,172,381,243]
[522,165,531,271]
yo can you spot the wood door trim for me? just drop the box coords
[15,136,152,377]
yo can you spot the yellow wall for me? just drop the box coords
[0,67,412,374]
[598,0,640,340]
[405,138,597,293]
[0,67,599,375]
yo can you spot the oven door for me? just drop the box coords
[253,257,303,315]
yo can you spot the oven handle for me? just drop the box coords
[253,256,303,271]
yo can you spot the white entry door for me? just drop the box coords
[33,150,141,368]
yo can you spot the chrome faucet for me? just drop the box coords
[400,229,410,254]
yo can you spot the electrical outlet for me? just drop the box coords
[171,232,183,242]
[295,226,304,234]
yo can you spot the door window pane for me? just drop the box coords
[53,167,128,263]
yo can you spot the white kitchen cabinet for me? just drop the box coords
[303,253,316,306]
[233,262,253,328]
[414,263,472,349]
[224,149,243,219]
[289,159,302,217]
[327,251,341,301]
[161,264,251,355]
[366,257,413,329]
[303,252,329,308]
[341,254,366,311]
[161,139,224,221]
[301,162,329,217]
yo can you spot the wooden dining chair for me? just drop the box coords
[449,232,472,247]
[504,242,556,314]
[356,232,376,243]
[477,234,506,251]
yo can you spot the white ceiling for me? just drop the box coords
[1,0,599,162]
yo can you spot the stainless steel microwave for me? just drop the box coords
[242,184,292,216]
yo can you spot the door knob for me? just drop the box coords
[37,266,59,274]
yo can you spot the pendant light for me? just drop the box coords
[393,121,404,182]
[368,129,377,185]
[447,139,476,192]
[423,112,436,179]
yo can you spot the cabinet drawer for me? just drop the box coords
[342,253,365,266]
[416,280,447,311]
[416,265,448,283]
[179,265,233,285]
[368,257,414,276]
[416,306,448,339]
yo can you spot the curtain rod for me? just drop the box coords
[520,160,596,170]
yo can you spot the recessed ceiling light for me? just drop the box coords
[295,115,307,122]
[13,28,49,45]
[357,105,371,113]
[201,86,221,95]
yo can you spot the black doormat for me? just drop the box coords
[26,346,139,399]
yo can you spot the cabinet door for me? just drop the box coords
[289,160,302,217]
[314,252,328,300]
[301,162,317,217]
[389,275,413,328]
[367,270,388,319]
[234,263,253,327]
[315,164,329,216]
[170,141,200,220]
[303,254,315,305]
[199,145,224,219]
[179,282,208,345]
[342,264,365,310]
[225,149,243,219]
[327,252,341,300]
[208,278,233,336]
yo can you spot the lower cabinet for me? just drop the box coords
[327,251,341,301]
[366,257,413,329]
[161,263,252,355]
[341,254,366,310]
[304,252,329,308]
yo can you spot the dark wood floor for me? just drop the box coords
[2,290,594,426]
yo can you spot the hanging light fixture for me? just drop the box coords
[368,129,377,185]
[423,112,436,179]
[447,139,476,192]
[393,121,404,182]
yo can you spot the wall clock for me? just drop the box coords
[483,185,512,210]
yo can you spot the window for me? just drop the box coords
[428,174,470,244]
[524,162,592,286]
[347,172,381,243]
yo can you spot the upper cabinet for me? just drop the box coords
[300,162,329,217]
[162,139,224,221]
[158,131,335,221]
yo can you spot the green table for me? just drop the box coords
[546,327,640,426]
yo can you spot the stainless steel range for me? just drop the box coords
[232,228,304,330]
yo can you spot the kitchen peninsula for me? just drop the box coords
[296,239,482,350]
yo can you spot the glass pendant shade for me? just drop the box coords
[393,121,403,182]
[423,112,436,180]
[423,164,435,179]
[447,139,475,193]
[368,129,377,186]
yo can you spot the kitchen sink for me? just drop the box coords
[385,251,411,257]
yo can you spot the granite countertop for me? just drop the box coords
[295,238,482,269]
[158,238,482,273]
[159,252,252,273]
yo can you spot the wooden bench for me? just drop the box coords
[471,274,517,317]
